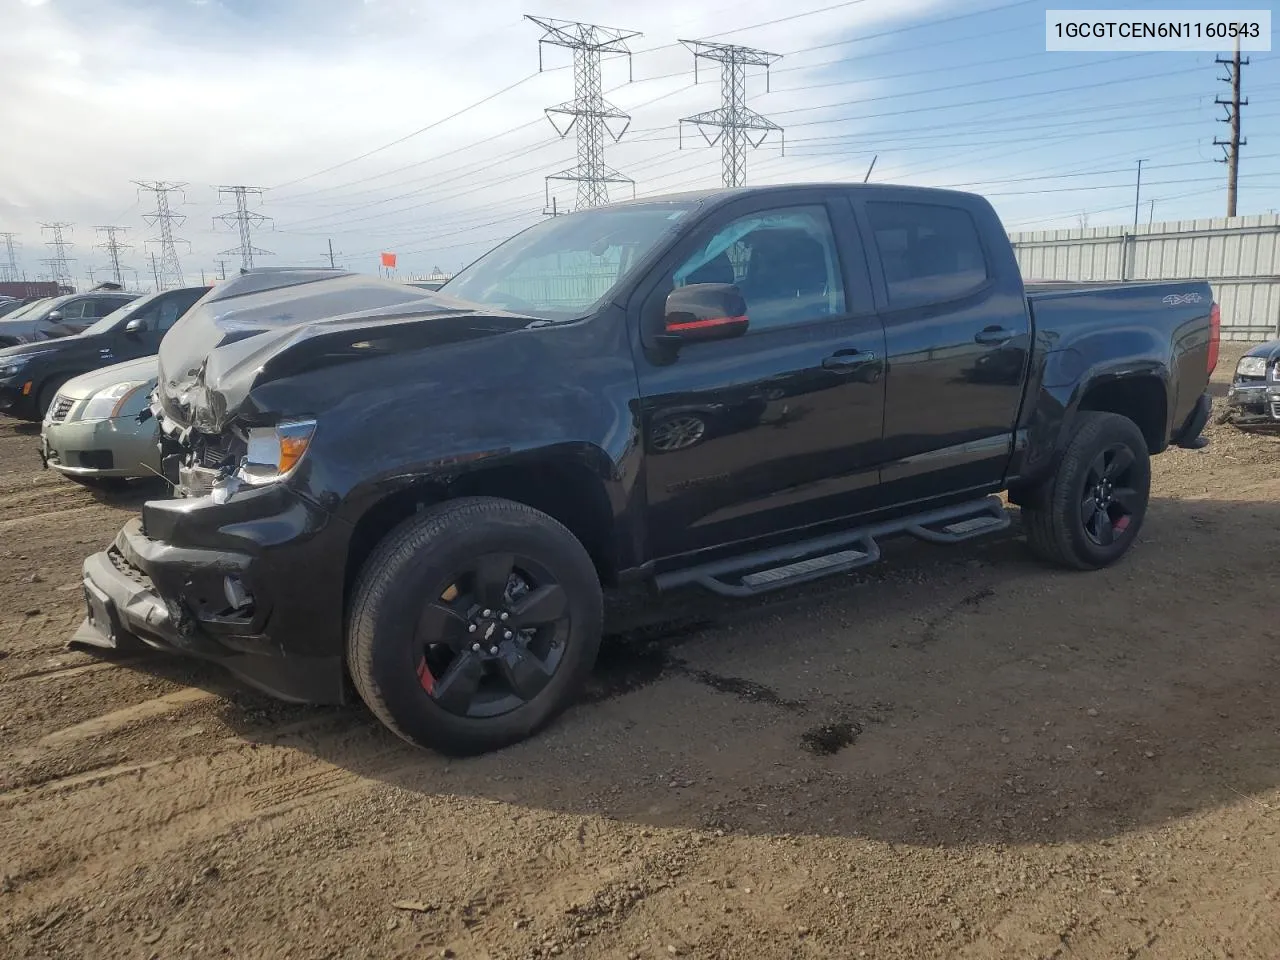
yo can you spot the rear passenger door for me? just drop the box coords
[853,193,1030,507]
[632,191,887,560]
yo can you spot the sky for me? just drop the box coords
[1,0,1277,290]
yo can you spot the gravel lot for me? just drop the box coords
[2,344,1278,960]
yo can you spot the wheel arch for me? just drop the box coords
[342,449,623,616]
[1074,372,1169,454]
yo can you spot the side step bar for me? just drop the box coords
[655,496,1011,598]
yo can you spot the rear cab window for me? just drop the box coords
[865,202,989,308]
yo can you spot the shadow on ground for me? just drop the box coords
[102,493,1280,851]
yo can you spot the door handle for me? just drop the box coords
[974,326,1014,345]
[823,349,878,370]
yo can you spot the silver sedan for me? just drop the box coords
[39,356,161,488]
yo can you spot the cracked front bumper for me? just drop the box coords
[1225,383,1280,425]
[74,486,353,704]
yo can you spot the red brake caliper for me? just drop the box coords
[416,657,435,694]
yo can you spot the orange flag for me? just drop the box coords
[380,252,397,268]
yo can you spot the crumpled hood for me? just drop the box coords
[156,268,539,433]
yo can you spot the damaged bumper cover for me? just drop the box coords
[1224,382,1280,426]
[73,483,352,704]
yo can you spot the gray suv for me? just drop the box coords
[0,291,139,346]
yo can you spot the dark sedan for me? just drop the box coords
[1223,339,1280,427]
[0,285,208,420]
[0,290,139,347]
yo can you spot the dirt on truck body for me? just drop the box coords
[1,343,1279,959]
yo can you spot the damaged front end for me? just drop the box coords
[1222,340,1280,428]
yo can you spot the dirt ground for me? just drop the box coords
[2,344,1278,960]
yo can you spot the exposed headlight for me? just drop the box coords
[1237,356,1268,378]
[236,419,317,485]
[80,380,150,421]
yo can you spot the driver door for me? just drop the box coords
[631,191,887,561]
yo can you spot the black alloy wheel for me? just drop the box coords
[416,553,570,719]
[347,497,603,754]
[1079,443,1140,546]
[1021,411,1151,570]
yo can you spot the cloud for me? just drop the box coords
[0,0,963,283]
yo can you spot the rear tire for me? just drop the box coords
[347,497,603,755]
[1022,411,1151,570]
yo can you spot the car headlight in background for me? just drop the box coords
[81,380,150,421]
[1236,356,1269,378]
[236,419,317,485]
[0,352,51,379]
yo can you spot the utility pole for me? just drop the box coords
[135,181,188,289]
[40,222,75,289]
[216,260,227,280]
[0,232,19,283]
[327,238,336,269]
[149,252,162,291]
[527,15,640,212]
[214,185,273,271]
[87,266,97,285]
[1133,159,1147,229]
[1148,199,1156,226]
[1214,35,1248,217]
[93,225,131,286]
[200,268,207,285]
[679,40,783,188]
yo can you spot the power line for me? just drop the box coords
[135,181,188,289]
[269,71,543,191]
[40,223,75,289]
[679,40,783,187]
[528,14,642,211]
[93,226,131,287]
[214,186,273,271]
[1214,36,1249,217]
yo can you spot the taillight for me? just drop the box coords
[1208,302,1221,375]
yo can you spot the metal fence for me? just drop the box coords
[1009,214,1280,341]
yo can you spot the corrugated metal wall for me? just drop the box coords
[1009,214,1280,341]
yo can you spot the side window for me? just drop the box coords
[155,298,183,331]
[160,290,204,330]
[58,299,89,319]
[670,205,846,333]
[866,202,988,307]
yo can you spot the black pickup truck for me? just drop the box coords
[72,184,1217,754]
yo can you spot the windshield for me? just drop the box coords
[80,292,156,337]
[0,298,51,324]
[441,201,696,321]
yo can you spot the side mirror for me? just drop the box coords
[660,283,749,345]
[124,317,147,335]
[46,309,64,322]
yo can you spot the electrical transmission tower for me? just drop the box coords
[40,223,76,289]
[135,181,188,289]
[214,185,273,271]
[0,232,19,283]
[527,15,640,211]
[94,226,131,287]
[1214,36,1249,217]
[680,41,783,188]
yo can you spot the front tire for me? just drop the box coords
[1022,411,1151,570]
[347,497,603,755]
